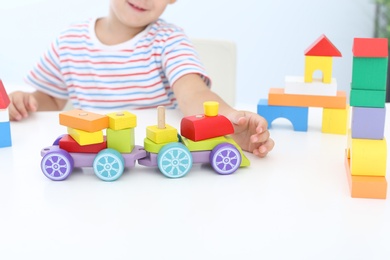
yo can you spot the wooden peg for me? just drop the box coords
[157,106,165,129]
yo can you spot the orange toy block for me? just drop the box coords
[0,80,10,109]
[353,38,388,58]
[59,134,107,153]
[181,114,234,142]
[268,88,347,109]
[59,109,108,132]
[304,34,342,57]
[345,152,387,199]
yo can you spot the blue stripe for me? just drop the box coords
[68,86,165,97]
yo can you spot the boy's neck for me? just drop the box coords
[95,17,147,46]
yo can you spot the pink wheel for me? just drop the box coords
[209,143,241,175]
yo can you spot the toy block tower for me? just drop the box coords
[0,79,12,148]
[345,38,388,199]
[258,34,348,134]
[106,111,137,153]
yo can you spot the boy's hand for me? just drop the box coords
[228,110,274,158]
[8,91,38,121]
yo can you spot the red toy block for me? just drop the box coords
[181,114,234,142]
[353,38,388,58]
[59,134,107,153]
[304,34,342,57]
[59,109,109,132]
[0,80,10,109]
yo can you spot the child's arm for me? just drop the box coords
[172,73,275,158]
[8,90,68,121]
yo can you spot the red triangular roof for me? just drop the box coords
[353,38,388,57]
[0,80,10,109]
[304,34,342,57]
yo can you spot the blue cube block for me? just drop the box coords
[0,121,12,147]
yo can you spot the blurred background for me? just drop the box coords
[0,0,378,105]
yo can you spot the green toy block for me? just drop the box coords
[107,128,135,153]
[143,137,169,153]
[351,57,388,91]
[350,88,386,108]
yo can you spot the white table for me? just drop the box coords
[0,107,389,260]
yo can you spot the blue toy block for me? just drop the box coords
[0,121,12,147]
[257,99,309,131]
[351,106,386,140]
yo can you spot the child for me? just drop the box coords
[8,0,274,158]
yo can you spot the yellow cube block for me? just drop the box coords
[322,105,349,135]
[350,137,387,176]
[146,124,178,144]
[67,127,103,146]
[106,111,137,130]
[304,56,333,83]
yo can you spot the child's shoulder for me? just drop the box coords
[150,19,185,35]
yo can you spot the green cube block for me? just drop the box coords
[107,128,135,153]
[351,57,388,91]
[350,89,386,108]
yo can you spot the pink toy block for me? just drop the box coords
[353,38,388,58]
[0,80,10,109]
[304,34,342,57]
[351,107,386,139]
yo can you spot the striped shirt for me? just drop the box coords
[25,18,210,110]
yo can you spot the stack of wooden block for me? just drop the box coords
[0,80,11,148]
[345,38,388,199]
[257,34,348,134]
[59,109,137,154]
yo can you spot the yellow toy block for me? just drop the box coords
[143,137,170,153]
[345,152,387,199]
[60,109,108,132]
[349,135,387,176]
[107,128,135,153]
[204,101,219,117]
[106,111,137,130]
[304,56,333,83]
[67,127,103,146]
[321,105,349,135]
[146,124,178,144]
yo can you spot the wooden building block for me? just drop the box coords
[0,80,10,109]
[180,114,234,141]
[304,56,333,83]
[106,111,137,130]
[67,127,104,146]
[146,124,178,144]
[257,99,308,131]
[351,57,388,91]
[107,128,135,153]
[322,105,349,135]
[353,38,388,58]
[350,88,386,108]
[204,101,219,117]
[349,136,387,177]
[351,107,386,139]
[0,121,12,148]
[345,153,387,199]
[285,76,337,96]
[304,34,342,57]
[0,109,9,123]
[143,137,168,153]
[268,88,347,109]
[59,134,107,153]
[59,109,109,132]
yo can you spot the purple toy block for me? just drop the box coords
[351,106,386,139]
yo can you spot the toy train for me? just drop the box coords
[40,102,250,181]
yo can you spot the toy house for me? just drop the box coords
[345,38,388,199]
[0,79,11,148]
[257,34,348,134]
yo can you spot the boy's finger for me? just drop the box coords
[27,95,38,112]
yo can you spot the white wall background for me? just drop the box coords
[0,0,376,105]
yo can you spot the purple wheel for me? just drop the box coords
[209,143,241,175]
[41,149,74,181]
